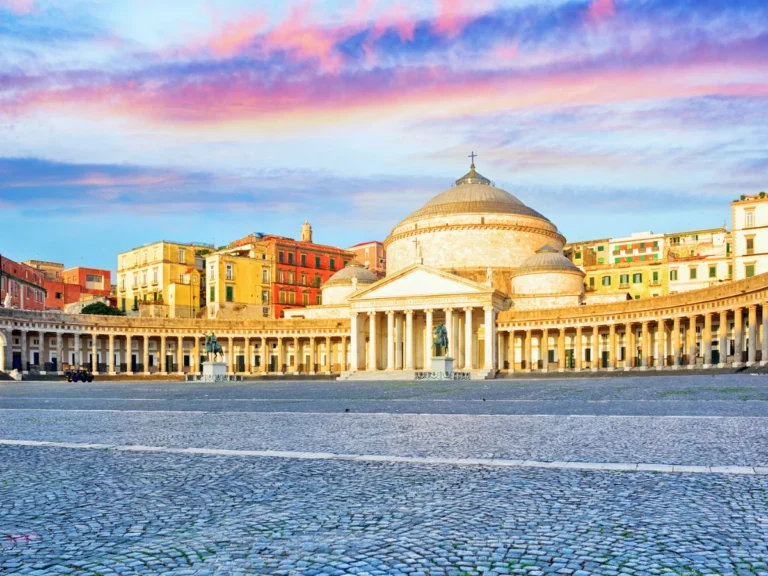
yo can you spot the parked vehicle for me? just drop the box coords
[62,364,94,383]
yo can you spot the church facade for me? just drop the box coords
[2,164,767,378]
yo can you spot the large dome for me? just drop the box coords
[323,260,378,287]
[397,167,550,226]
[514,245,582,275]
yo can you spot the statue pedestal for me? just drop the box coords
[202,361,227,382]
[431,356,454,378]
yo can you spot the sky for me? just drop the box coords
[1,0,767,273]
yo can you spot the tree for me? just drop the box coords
[80,301,125,316]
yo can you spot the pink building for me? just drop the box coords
[347,241,386,278]
[0,254,46,311]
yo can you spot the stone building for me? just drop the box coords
[1,163,767,379]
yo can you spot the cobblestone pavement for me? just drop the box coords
[2,376,768,574]
[2,445,768,576]
[3,373,768,415]
[1,409,768,466]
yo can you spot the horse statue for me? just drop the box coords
[433,323,449,357]
[203,332,224,362]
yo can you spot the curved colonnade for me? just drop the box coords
[1,272,767,378]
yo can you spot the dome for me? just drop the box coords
[323,260,378,287]
[396,164,550,226]
[515,245,582,275]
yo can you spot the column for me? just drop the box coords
[719,311,728,367]
[386,312,395,371]
[405,310,415,370]
[192,336,199,374]
[326,335,332,373]
[309,336,316,374]
[687,315,697,368]
[261,337,268,373]
[734,308,743,366]
[395,313,403,370]
[590,327,597,371]
[292,336,299,373]
[160,335,167,374]
[498,330,505,371]
[177,335,183,374]
[444,308,453,358]
[484,307,494,370]
[524,329,532,373]
[762,305,768,366]
[126,334,133,375]
[277,337,284,373]
[425,309,433,370]
[143,335,150,375]
[56,333,64,374]
[107,334,115,374]
[608,324,616,370]
[748,305,758,365]
[342,336,348,371]
[350,313,359,371]
[641,322,649,369]
[91,334,98,373]
[656,321,665,370]
[672,317,681,368]
[226,337,233,374]
[541,328,549,372]
[575,326,583,371]
[73,332,79,368]
[557,329,566,372]
[464,308,474,370]
[626,323,635,369]
[368,312,378,371]
[507,330,515,373]
[703,313,713,367]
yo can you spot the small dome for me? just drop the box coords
[515,245,583,275]
[323,260,378,287]
[396,165,550,226]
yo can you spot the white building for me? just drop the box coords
[732,193,768,280]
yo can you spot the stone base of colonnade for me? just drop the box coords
[338,369,497,381]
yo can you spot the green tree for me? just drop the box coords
[80,301,125,316]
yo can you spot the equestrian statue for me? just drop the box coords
[203,332,224,362]
[433,323,449,357]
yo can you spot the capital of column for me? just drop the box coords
[483,305,495,312]
[367,311,377,317]
[385,310,396,316]
[463,307,473,312]
[405,310,414,317]
[441,308,450,313]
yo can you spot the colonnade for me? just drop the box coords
[349,306,498,373]
[2,329,350,376]
[501,305,768,372]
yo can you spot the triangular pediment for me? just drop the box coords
[350,264,489,301]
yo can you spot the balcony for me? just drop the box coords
[746,248,755,255]
[619,283,629,289]
[649,280,662,287]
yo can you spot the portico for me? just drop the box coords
[343,264,507,379]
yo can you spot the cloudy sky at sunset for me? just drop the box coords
[1,0,767,271]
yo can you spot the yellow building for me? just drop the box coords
[116,241,212,318]
[205,245,273,320]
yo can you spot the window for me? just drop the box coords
[632,273,642,283]
[597,246,604,252]
[142,272,147,286]
[614,258,620,264]
[746,264,755,278]
[225,263,233,280]
[262,290,269,304]
[121,298,126,312]
[315,255,321,268]
[314,274,321,287]
[330,258,336,270]
[210,287,215,301]
[589,277,595,287]
[132,274,138,288]
[316,293,322,305]
[746,237,754,254]
[55,292,63,299]
[652,271,659,283]
[670,269,678,281]
[278,270,284,282]
[727,243,731,254]
[302,292,309,305]
[301,254,307,266]
[226,286,234,302]
[746,211,755,228]
[278,251,284,263]
[209,265,214,278]
[288,271,295,284]
[178,249,186,264]
[575,252,582,259]
[133,296,139,310]
[142,251,147,264]
[288,253,294,265]
[263,307,269,318]
[279,291,286,304]
[152,268,158,284]
[728,264,733,279]
[634,295,640,300]
[619,274,629,286]
[289,292,295,304]
[597,258,604,264]
[709,265,716,278]
[262,268,269,283]
[602,275,611,286]
[120,277,126,291]
[639,242,645,249]
[689,268,697,280]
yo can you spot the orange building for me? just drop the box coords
[347,240,386,278]
[0,254,46,311]
[25,261,111,310]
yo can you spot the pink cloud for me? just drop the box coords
[0,0,35,15]
[372,3,416,42]
[587,0,615,21]
[208,14,268,57]
[433,0,480,35]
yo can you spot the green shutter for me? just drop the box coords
[226,286,233,302]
